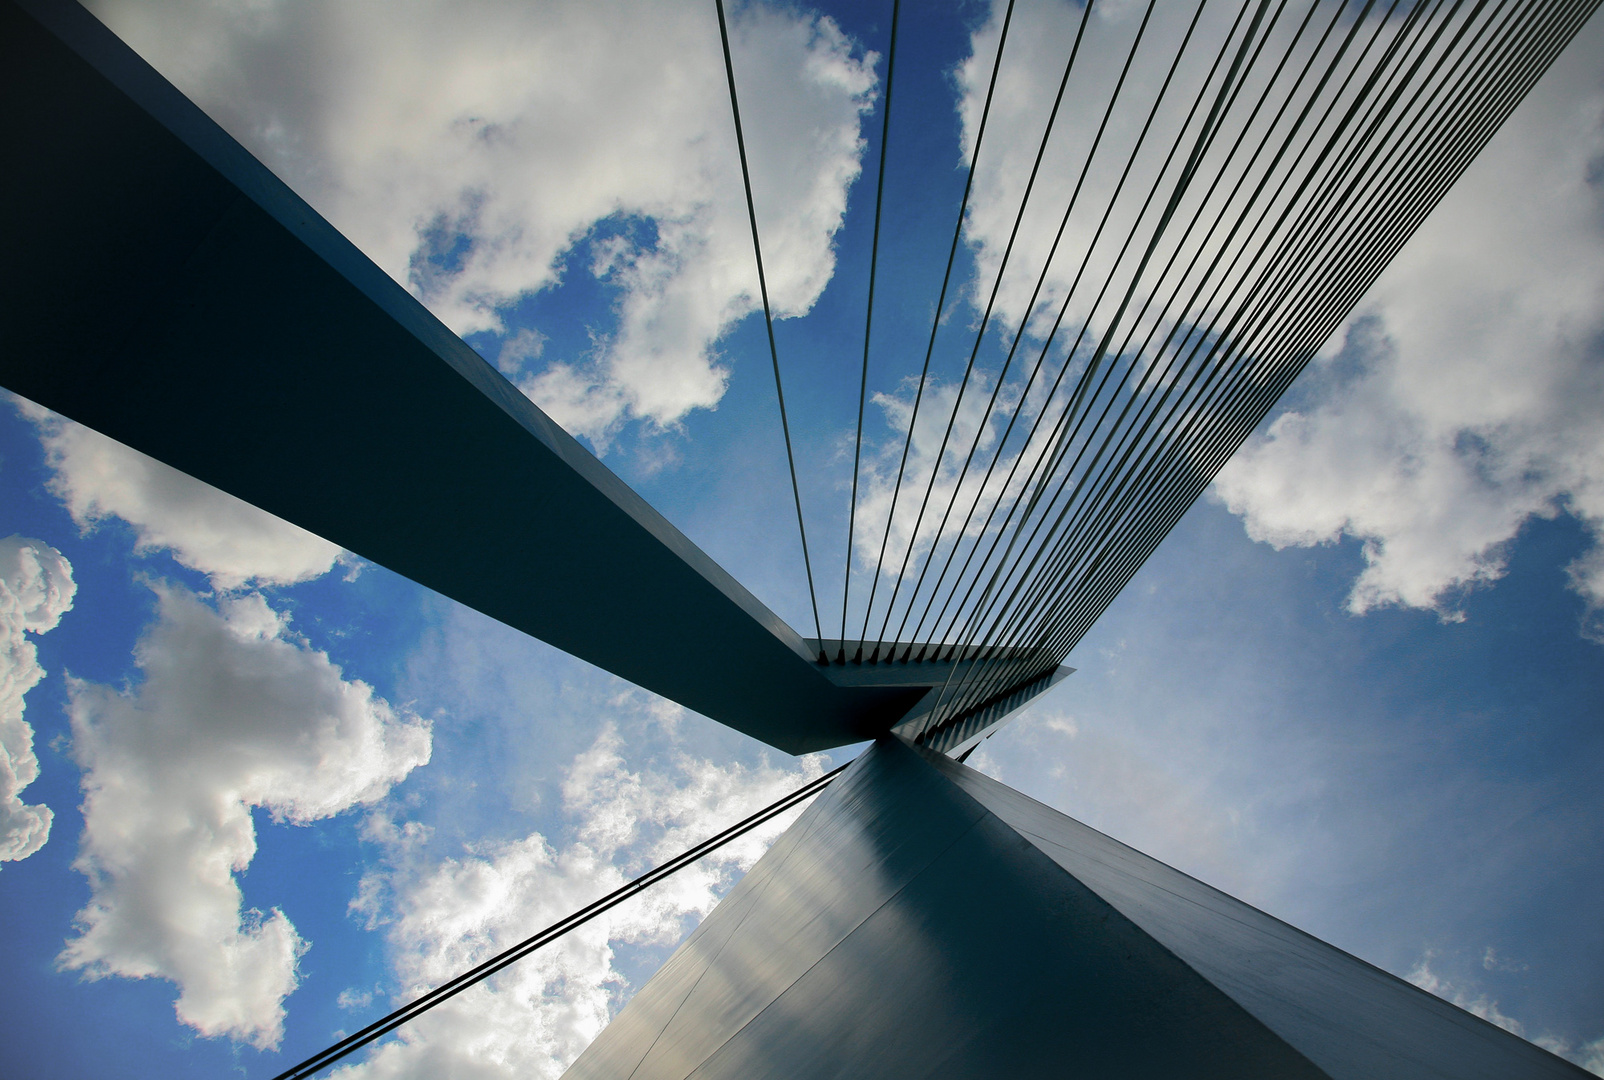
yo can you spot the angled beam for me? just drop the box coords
[0,0,996,753]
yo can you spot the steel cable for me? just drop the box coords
[715,0,826,653]
[909,0,1591,738]
[842,0,903,658]
[960,0,1585,728]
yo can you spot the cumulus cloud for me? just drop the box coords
[87,0,876,447]
[20,401,341,590]
[58,584,431,1049]
[1213,18,1604,630]
[0,536,75,864]
[334,724,824,1080]
[1408,954,1528,1036]
[1409,955,1604,1075]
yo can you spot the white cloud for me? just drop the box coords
[20,401,341,590]
[337,986,376,1011]
[1408,954,1528,1037]
[87,0,876,447]
[58,584,431,1049]
[0,535,76,864]
[1213,18,1604,630]
[1408,954,1604,1074]
[334,724,824,1080]
[1585,1038,1604,1078]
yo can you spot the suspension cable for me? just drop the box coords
[864,0,1020,665]
[903,0,1594,740]
[715,0,826,654]
[865,0,1102,660]
[891,0,1217,656]
[842,0,903,660]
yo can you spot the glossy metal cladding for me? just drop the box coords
[807,638,1073,754]
[900,662,1072,756]
[0,0,979,754]
[565,738,1588,1079]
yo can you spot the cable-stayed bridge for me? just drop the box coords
[2,0,1597,1075]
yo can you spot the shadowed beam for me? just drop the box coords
[0,0,967,753]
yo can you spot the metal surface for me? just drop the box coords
[933,748,1592,1080]
[565,737,1588,1079]
[0,0,1059,755]
[905,662,1072,757]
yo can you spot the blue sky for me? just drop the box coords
[2,0,1602,1076]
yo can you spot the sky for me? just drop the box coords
[1,0,1601,1077]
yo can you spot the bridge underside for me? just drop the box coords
[564,737,1586,1080]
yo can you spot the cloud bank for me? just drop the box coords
[0,535,75,864]
[1213,18,1604,631]
[87,0,876,447]
[21,401,341,590]
[59,585,431,1049]
[336,724,824,1080]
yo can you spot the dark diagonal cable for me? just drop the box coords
[937,0,1425,696]
[1023,0,1276,514]
[1007,0,1570,694]
[900,0,1260,654]
[907,0,1266,658]
[936,0,1398,725]
[862,0,1019,661]
[920,0,1279,727]
[937,0,1430,689]
[907,0,1162,659]
[716,0,826,655]
[944,0,1554,724]
[889,0,1206,656]
[269,762,850,1080]
[944,0,1351,680]
[865,0,1100,660]
[907,0,1302,658]
[842,0,903,660]
[897,0,1163,661]
[888,0,1591,745]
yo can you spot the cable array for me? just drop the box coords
[821,0,1599,748]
